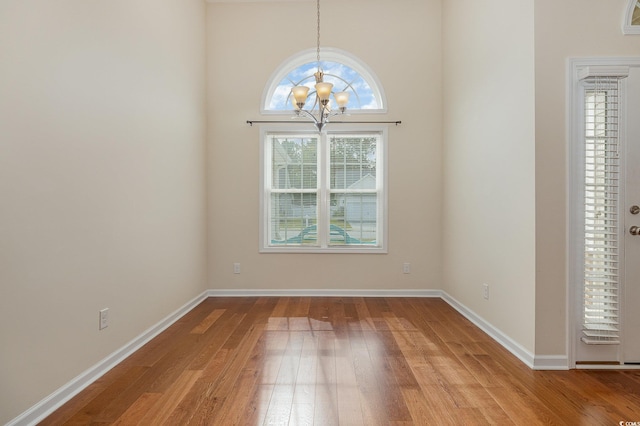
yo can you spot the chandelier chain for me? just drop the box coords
[316,0,321,69]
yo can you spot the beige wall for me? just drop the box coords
[4,0,639,421]
[442,0,537,353]
[0,0,207,422]
[206,0,443,291]
[534,0,640,356]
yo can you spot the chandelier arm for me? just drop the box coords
[296,109,320,125]
[326,109,347,119]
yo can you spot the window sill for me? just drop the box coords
[259,246,387,254]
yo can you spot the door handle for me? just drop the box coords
[631,226,640,235]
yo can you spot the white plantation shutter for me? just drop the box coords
[581,76,622,344]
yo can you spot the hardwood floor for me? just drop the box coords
[40,297,640,425]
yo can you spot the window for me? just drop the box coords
[262,48,387,115]
[259,49,389,253]
[623,0,640,34]
[581,77,621,344]
[260,129,387,253]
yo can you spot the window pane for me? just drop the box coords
[582,83,620,344]
[329,134,379,246]
[272,136,317,189]
[269,192,318,246]
[330,136,377,189]
[331,194,377,245]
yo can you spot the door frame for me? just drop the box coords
[567,57,640,368]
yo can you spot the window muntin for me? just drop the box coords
[262,129,386,253]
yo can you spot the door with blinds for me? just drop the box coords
[623,67,640,364]
[575,65,640,364]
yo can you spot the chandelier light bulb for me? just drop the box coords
[334,91,350,109]
[315,82,333,103]
[291,86,310,109]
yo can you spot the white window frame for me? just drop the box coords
[259,126,388,254]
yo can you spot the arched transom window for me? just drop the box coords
[623,0,640,34]
[262,48,387,114]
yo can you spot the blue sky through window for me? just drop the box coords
[268,60,379,111]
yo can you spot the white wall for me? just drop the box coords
[206,0,443,291]
[442,0,537,353]
[0,0,207,422]
[534,0,640,356]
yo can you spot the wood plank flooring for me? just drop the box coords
[40,297,640,425]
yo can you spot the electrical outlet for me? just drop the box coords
[99,308,109,330]
[482,283,489,300]
[403,262,411,274]
[233,263,241,274]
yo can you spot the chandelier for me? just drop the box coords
[246,0,401,131]
[290,0,349,132]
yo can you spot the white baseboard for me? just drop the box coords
[532,355,569,370]
[575,363,640,370]
[440,291,537,369]
[206,288,443,298]
[440,292,569,370]
[7,290,210,426]
[10,288,569,425]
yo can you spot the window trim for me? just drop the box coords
[259,125,388,254]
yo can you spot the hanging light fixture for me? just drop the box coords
[290,0,349,132]
[246,0,401,130]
